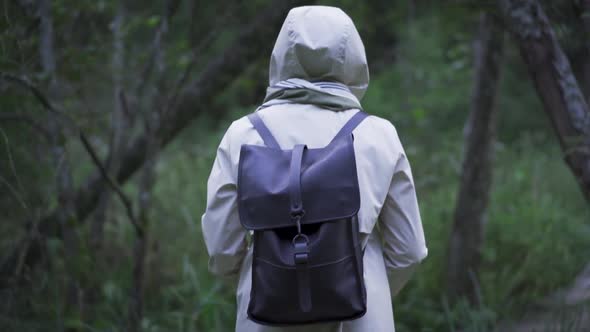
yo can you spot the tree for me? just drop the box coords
[447,12,504,304]
[0,0,315,285]
[91,0,127,250]
[497,0,590,203]
[577,0,590,101]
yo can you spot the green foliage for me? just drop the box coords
[392,135,589,332]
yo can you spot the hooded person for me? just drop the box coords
[201,6,427,332]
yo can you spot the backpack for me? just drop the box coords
[237,110,368,325]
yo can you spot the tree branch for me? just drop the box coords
[0,73,77,128]
[0,113,53,140]
[136,0,182,96]
[79,133,143,237]
[1,72,144,237]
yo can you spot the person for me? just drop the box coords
[201,5,427,332]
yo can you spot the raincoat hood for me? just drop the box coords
[269,6,370,100]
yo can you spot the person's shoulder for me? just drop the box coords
[223,113,255,139]
[359,113,406,157]
[363,113,399,140]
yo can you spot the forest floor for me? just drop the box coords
[497,263,590,331]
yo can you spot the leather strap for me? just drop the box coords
[289,144,306,218]
[328,111,369,144]
[289,144,311,312]
[294,237,312,313]
[247,113,281,149]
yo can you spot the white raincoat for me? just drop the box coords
[201,6,427,332]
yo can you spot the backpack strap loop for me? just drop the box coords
[289,144,306,218]
[329,111,369,144]
[247,113,281,149]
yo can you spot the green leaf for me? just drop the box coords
[147,16,161,27]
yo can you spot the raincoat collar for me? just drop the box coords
[258,78,362,111]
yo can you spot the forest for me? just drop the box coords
[1,0,590,331]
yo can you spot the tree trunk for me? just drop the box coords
[579,0,590,102]
[39,0,83,321]
[91,1,126,250]
[39,0,75,241]
[127,134,158,332]
[127,227,148,332]
[127,2,168,329]
[446,13,504,304]
[38,0,55,79]
[497,0,590,203]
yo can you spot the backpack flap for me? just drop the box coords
[237,135,360,231]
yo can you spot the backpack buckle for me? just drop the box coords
[293,234,309,265]
[292,233,312,312]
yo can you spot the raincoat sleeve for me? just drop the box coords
[201,123,248,278]
[379,130,428,297]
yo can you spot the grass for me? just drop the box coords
[392,131,589,332]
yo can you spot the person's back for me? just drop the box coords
[201,6,427,331]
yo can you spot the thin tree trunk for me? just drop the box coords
[447,13,504,304]
[127,138,158,332]
[39,0,82,320]
[128,4,168,328]
[135,0,180,97]
[579,0,590,101]
[39,0,75,242]
[497,0,590,203]
[40,0,72,251]
[128,228,148,332]
[91,1,126,250]
[39,0,55,79]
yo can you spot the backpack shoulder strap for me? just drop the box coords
[248,111,368,149]
[247,112,281,149]
[329,111,369,144]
